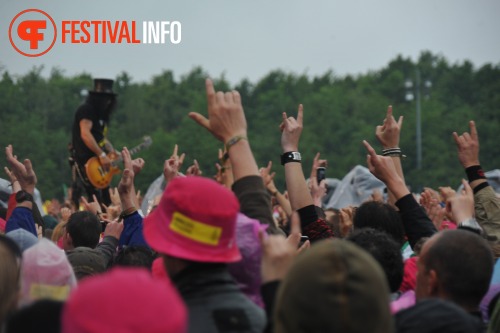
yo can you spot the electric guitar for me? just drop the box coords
[85,136,152,189]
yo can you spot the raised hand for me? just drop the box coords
[81,194,103,216]
[446,179,475,224]
[310,152,327,178]
[60,207,72,223]
[5,144,37,194]
[189,79,247,143]
[338,206,356,238]
[259,212,309,283]
[438,186,457,203]
[363,140,400,185]
[131,158,145,176]
[109,187,121,207]
[375,105,403,149]
[163,158,180,183]
[453,120,480,168]
[420,189,445,229]
[104,220,124,240]
[363,140,409,199]
[4,166,21,192]
[186,159,202,176]
[260,161,276,189]
[280,104,304,153]
[170,144,185,170]
[117,147,135,198]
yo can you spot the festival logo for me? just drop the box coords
[9,8,182,57]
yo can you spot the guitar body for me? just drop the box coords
[83,136,152,190]
[85,157,121,189]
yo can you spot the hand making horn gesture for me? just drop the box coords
[280,104,304,153]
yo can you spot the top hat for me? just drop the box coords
[90,78,117,95]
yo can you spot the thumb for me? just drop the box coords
[188,112,210,130]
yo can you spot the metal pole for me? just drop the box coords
[415,68,422,170]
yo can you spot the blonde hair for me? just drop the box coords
[51,221,67,244]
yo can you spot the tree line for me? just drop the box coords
[1,51,499,200]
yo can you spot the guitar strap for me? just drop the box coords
[72,160,92,188]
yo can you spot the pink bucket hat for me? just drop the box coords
[144,176,241,263]
[20,238,77,306]
[62,267,187,333]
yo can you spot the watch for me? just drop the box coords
[15,190,34,203]
[281,152,302,165]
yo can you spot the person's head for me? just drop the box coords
[63,211,101,250]
[5,300,63,333]
[274,239,393,333]
[6,229,38,252]
[87,79,117,120]
[416,229,494,312]
[348,228,404,293]
[62,268,187,333]
[0,235,22,325]
[144,176,241,277]
[113,246,156,271]
[353,201,405,246]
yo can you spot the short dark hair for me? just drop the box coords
[423,230,494,309]
[66,211,101,248]
[353,201,405,246]
[348,228,404,293]
[113,246,156,271]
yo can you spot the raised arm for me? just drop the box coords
[5,145,38,236]
[375,105,405,206]
[189,79,279,233]
[280,105,333,240]
[453,120,500,240]
[117,147,148,247]
[363,140,436,248]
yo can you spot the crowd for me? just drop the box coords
[1,78,500,333]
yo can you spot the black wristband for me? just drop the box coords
[15,190,34,203]
[281,152,301,165]
[465,165,486,183]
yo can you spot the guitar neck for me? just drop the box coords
[110,140,151,167]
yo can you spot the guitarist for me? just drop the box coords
[70,78,117,208]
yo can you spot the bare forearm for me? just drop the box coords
[388,157,405,206]
[82,132,104,156]
[284,163,313,211]
[275,192,292,217]
[227,140,259,181]
[119,191,136,211]
[386,177,410,201]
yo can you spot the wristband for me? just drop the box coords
[458,217,483,234]
[225,136,248,152]
[119,206,137,220]
[281,152,301,165]
[15,190,34,203]
[465,165,486,183]
[382,148,406,158]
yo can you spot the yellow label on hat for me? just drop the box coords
[170,211,222,246]
[30,284,70,301]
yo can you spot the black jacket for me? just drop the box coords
[173,263,266,333]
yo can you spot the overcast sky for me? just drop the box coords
[1,0,499,85]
